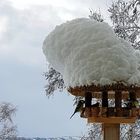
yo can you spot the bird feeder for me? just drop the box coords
[68,83,140,140]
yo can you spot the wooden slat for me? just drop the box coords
[88,117,136,124]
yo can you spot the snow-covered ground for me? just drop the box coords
[9,136,81,140]
[43,18,140,87]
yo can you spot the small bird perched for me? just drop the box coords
[91,102,100,107]
[124,99,139,108]
[70,100,85,119]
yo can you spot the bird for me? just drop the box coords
[132,100,139,108]
[124,99,139,108]
[91,102,100,107]
[70,100,85,119]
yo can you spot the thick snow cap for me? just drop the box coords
[43,18,140,87]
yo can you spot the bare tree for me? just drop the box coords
[81,124,102,140]
[0,102,17,140]
[108,0,140,49]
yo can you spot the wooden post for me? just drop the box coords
[102,91,121,140]
[85,92,92,117]
[115,90,122,117]
[102,91,108,107]
[85,92,92,107]
[102,91,108,117]
[115,90,122,108]
[102,123,120,140]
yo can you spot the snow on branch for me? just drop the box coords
[108,0,140,49]
[44,66,65,96]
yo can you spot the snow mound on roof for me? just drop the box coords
[43,18,140,87]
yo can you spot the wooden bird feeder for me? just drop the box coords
[68,83,140,140]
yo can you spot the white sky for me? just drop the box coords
[0,0,118,138]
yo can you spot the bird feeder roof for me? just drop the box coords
[43,18,140,88]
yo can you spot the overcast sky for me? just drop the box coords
[0,0,116,138]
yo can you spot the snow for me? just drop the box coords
[43,18,140,87]
[11,136,80,140]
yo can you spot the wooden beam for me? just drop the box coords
[68,84,140,95]
[88,117,136,124]
[68,89,140,99]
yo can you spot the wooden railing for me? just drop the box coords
[81,107,140,118]
[80,107,139,123]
